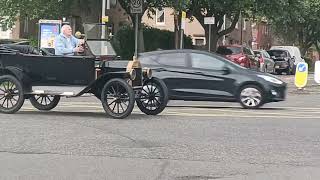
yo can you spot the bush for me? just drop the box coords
[111,25,193,59]
[304,57,314,72]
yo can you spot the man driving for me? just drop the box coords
[54,24,85,56]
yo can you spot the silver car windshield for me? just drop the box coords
[83,23,116,56]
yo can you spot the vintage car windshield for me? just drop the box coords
[83,23,116,56]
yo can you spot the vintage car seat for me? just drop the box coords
[1,44,40,55]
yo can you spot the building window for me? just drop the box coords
[195,38,205,46]
[156,9,165,25]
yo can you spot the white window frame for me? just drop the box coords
[156,9,165,26]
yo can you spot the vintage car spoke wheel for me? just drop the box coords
[0,75,24,114]
[101,78,135,119]
[136,78,168,115]
[29,95,60,111]
[239,85,265,109]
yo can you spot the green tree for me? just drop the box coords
[260,0,320,55]
[0,0,101,29]
[187,0,254,51]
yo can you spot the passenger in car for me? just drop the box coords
[54,25,85,56]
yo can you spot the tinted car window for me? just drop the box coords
[158,53,187,67]
[263,51,271,58]
[191,53,225,70]
[217,46,242,55]
[140,55,159,65]
[243,47,253,55]
[267,50,290,58]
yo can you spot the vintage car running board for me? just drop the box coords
[26,86,88,97]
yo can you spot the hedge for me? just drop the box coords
[111,25,193,59]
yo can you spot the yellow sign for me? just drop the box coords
[181,11,186,19]
[102,16,109,23]
[181,11,186,30]
[295,62,308,88]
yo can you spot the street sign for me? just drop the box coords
[131,0,143,14]
[204,17,215,25]
[295,62,308,88]
[314,61,320,84]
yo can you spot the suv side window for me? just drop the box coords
[157,53,187,67]
[191,53,225,70]
[263,51,271,58]
[243,47,253,55]
[139,55,159,65]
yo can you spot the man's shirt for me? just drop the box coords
[54,33,80,56]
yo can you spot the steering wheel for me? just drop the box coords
[75,41,87,56]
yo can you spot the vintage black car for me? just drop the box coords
[139,49,286,109]
[0,24,168,119]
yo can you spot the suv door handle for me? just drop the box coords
[194,72,204,75]
[154,68,165,72]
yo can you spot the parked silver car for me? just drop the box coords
[254,50,275,73]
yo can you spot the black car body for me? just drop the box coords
[140,50,286,108]
[267,49,295,75]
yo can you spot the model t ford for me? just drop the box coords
[0,24,168,119]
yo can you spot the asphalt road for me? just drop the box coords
[1,75,320,180]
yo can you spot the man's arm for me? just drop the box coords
[54,36,74,55]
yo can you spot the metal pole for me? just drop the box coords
[240,11,243,45]
[101,0,106,39]
[107,0,110,9]
[223,15,226,45]
[135,14,139,58]
[180,29,183,49]
[208,24,211,52]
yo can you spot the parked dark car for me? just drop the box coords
[267,49,295,75]
[216,45,260,70]
[139,50,286,109]
[253,50,275,73]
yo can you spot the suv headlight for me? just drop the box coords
[257,75,283,85]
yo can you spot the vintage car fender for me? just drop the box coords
[0,66,32,91]
[75,71,132,97]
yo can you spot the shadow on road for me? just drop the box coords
[167,105,286,111]
[16,111,165,120]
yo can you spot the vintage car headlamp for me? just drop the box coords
[143,68,153,79]
[129,69,137,81]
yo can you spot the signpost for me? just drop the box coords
[204,17,215,52]
[295,62,309,89]
[131,0,143,58]
[38,19,62,49]
[315,61,320,84]
[180,11,186,49]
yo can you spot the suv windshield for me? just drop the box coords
[217,46,242,55]
[267,50,288,58]
[83,23,116,56]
